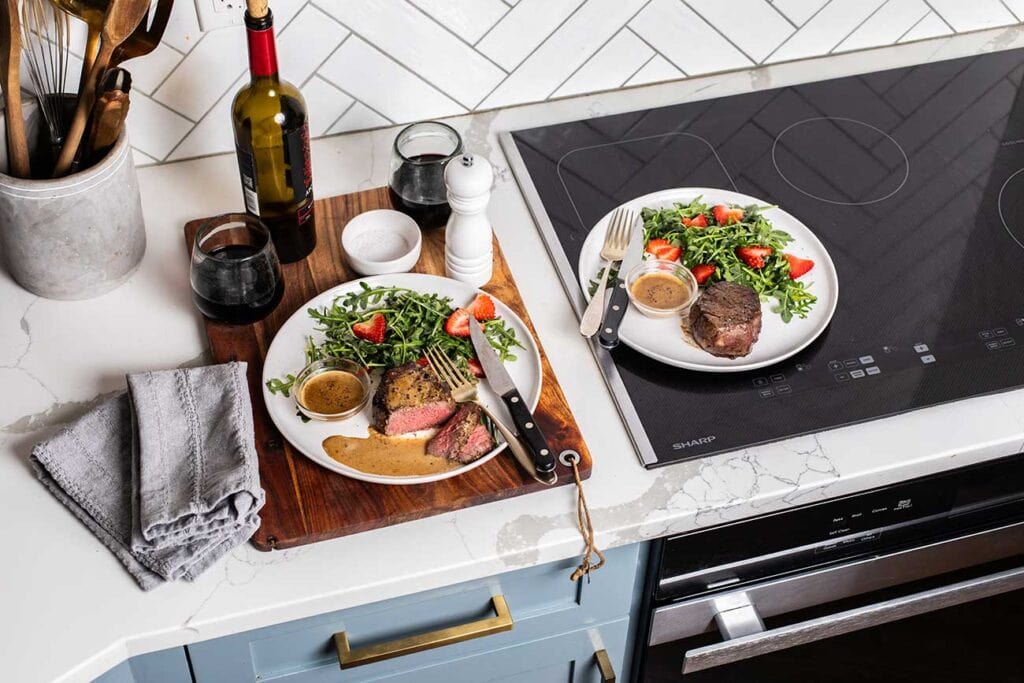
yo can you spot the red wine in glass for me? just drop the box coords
[388,122,463,230]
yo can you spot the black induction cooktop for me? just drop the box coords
[502,47,1024,468]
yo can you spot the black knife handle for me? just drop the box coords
[597,278,630,349]
[502,390,556,473]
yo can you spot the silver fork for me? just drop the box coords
[425,346,557,486]
[579,208,633,337]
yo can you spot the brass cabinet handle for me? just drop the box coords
[594,649,616,681]
[334,595,513,669]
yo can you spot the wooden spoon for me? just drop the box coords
[51,0,149,177]
[0,0,31,178]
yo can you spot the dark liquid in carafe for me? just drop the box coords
[389,152,452,229]
[191,244,284,324]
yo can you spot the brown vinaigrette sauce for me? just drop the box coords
[630,272,691,309]
[300,370,365,415]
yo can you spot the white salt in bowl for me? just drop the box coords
[341,209,422,275]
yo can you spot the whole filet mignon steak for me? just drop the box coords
[689,281,762,358]
[426,403,495,463]
[372,363,456,435]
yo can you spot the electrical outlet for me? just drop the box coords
[194,0,245,32]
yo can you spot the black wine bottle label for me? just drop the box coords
[283,121,314,222]
[236,145,261,216]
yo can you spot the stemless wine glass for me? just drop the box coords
[190,213,284,325]
[388,121,463,229]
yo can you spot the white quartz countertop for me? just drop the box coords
[6,27,1024,683]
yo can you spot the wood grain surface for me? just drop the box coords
[184,186,592,550]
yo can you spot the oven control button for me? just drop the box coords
[866,366,881,375]
[980,330,994,340]
[920,354,936,364]
[758,388,774,398]
[770,373,786,383]
[834,372,850,382]
[1002,338,1016,348]
[986,340,1001,351]
[859,355,875,364]
[850,369,866,379]
[752,377,769,387]
[828,360,843,370]
[776,384,792,394]
[913,343,930,353]
[995,327,1008,336]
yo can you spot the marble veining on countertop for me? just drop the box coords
[5,26,1024,683]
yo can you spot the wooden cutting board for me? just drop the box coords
[184,187,592,550]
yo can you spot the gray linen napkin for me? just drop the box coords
[30,362,264,590]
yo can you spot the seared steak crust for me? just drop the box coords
[689,281,762,358]
[372,363,456,435]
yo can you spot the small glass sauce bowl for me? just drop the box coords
[293,358,371,421]
[625,259,700,318]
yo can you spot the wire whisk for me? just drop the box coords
[20,0,71,156]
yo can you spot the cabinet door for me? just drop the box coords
[92,648,193,683]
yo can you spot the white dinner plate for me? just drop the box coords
[577,188,839,372]
[262,273,542,485]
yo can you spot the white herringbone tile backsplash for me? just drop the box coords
[86,0,1024,166]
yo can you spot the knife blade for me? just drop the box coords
[598,213,643,349]
[469,317,556,474]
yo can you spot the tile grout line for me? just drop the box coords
[680,0,765,66]
[401,0,510,74]
[921,0,957,33]
[771,0,800,30]
[621,51,658,87]
[325,83,396,126]
[309,2,472,112]
[625,26,688,77]
[760,0,840,64]
[547,0,655,99]
[894,9,933,44]
[999,0,1022,22]
[475,0,589,85]
[301,32,353,89]
[324,100,358,136]
[473,0,512,47]
[828,0,892,55]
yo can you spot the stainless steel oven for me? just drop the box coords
[634,454,1024,681]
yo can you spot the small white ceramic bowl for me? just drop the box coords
[341,209,422,275]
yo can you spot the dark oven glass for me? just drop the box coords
[643,561,1024,682]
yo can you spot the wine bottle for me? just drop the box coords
[232,0,316,263]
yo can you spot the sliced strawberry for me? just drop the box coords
[645,238,682,262]
[735,245,773,269]
[352,313,387,344]
[467,358,485,378]
[691,263,716,285]
[468,293,497,321]
[712,204,744,225]
[682,213,708,228]
[784,253,815,280]
[416,356,429,367]
[444,308,472,337]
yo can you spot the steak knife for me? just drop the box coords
[469,318,557,474]
[598,215,643,349]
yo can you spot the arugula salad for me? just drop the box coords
[639,198,817,322]
[267,284,523,396]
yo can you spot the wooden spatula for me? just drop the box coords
[51,0,150,177]
[0,0,30,178]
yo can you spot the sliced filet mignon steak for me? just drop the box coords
[372,363,456,435]
[689,281,762,358]
[426,403,495,463]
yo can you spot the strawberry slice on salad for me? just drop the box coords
[682,213,708,228]
[468,293,497,321]
[784,253,815,280]
[645,238,682,262]
[735,245,773,269]
[352,313,387,344]
[467,358,485,378]
[691,264,716,285]
[444,308,472,337]
[712,204,744,225]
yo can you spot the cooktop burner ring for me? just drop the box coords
[997,168,1024,250]
[771,116,910,206]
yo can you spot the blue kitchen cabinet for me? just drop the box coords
[187,542,647,682]
[93,647,193,683]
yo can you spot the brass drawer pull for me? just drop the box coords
[594,648,616,681]
[334,595,514,669]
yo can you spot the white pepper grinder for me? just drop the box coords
[444,153,494,287]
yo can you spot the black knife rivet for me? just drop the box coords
[511,396,519,403]
[541,449,550,456]
[612,305,620,311]
[604,328,612,333]
[525,421,534,429]
[619,283,626,289]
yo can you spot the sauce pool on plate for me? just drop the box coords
[323,430,459,476]
[300,370,366,415]
[630,271,692,310]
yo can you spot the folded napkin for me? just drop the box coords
[30,362,265,590]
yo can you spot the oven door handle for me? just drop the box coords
[682,563,1024,675]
